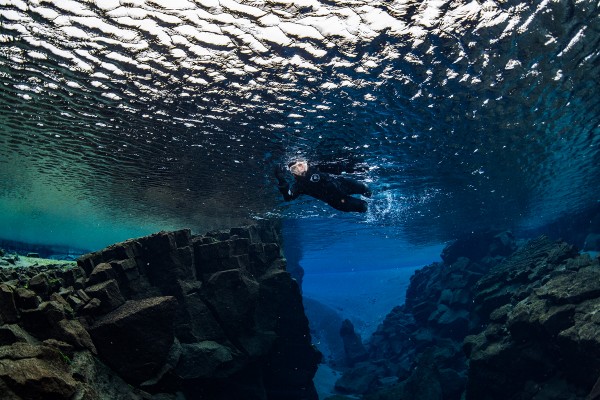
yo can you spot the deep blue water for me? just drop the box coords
[1,0,599,359]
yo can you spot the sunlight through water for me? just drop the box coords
[0,0,599,249]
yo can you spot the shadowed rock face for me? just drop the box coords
[331,233,600,400]
[88,296,178,384]
[0,221,321,400]
[464,237,599,400]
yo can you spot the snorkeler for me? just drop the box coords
[275,159,371,213]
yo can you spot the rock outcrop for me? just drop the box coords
[0,221,320,399]
[331,231,516,398]
[464,237,599,400]
[329,232,600,400]
[339,319,368,367]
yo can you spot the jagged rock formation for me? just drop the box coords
[339,319,368,368]
[0,221,320,399]
[464,237,600,399]
[302,296,346,368]
[332,231,516,398]
[330,232,600,400]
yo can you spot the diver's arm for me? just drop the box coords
[275,165,301,201]
[278,181,301,201]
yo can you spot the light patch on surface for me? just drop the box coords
[55,0,96,16]
[518,0,550,34]
[280,22,324,40]
[27,50,47,60]
[418,0,446,28]
[258,13,281,27]
[299,15,355,40]
[320,82,338,89]
[505,59,522,70]
[261,26,293,45]
[359,7,405,34]
[220,0,267,18]
[94,0,121,11]
[553,69,563,81]
[558,26,587,57]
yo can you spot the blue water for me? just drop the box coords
[288,218,444,337]
[1,0,599,377]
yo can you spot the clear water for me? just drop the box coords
[1,0,599,347]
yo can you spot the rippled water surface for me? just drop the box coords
[1,0,599,250]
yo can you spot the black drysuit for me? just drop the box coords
[276,163,371,213]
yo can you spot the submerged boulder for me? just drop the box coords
[0,284,18,324]
[440,231,517,265]
[89,296,177,384]
[0,343,78,399]
[340,319,368,367]
[175,341,241,380]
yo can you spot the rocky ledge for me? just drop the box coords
[330,232,600,400]
[0,221,320,400]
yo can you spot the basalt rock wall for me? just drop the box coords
[464,236,600,400]
[0,221,320,400]
[332,232,600,400]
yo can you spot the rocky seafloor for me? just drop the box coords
[2,221,600,400]
[0,221,320,400]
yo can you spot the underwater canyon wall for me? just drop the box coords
[331,233,600,400]
[0,221,320,400]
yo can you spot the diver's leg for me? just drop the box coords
[329,196,368,213]
[337,177,371,197]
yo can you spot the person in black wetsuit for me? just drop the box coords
[275,159,372,213]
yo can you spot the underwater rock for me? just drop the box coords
[465,238,600,399]
[0,220,319,399]
[55,319,96,354]
[27,273,50,297]
[0,284,18,324]
[174,341,240,380]
[584,233,600,251]
[302,297,346,367]
[0,324,32,346]
[258,265,322,400]
[337,233,600,400]
[368,305,417,363]
[335,362,384,394]
[378,349,446,400]
[472,236,579,321]
[86,262,117,286]
[0,342,78,399]
[339,319,368,367]
[20,300,68,337]
[14,287,40,310]
[84,279,125,314]
[89,296,178,384]
[201,268,259,338]
[440,231,517,265]
[337,247,479,398]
